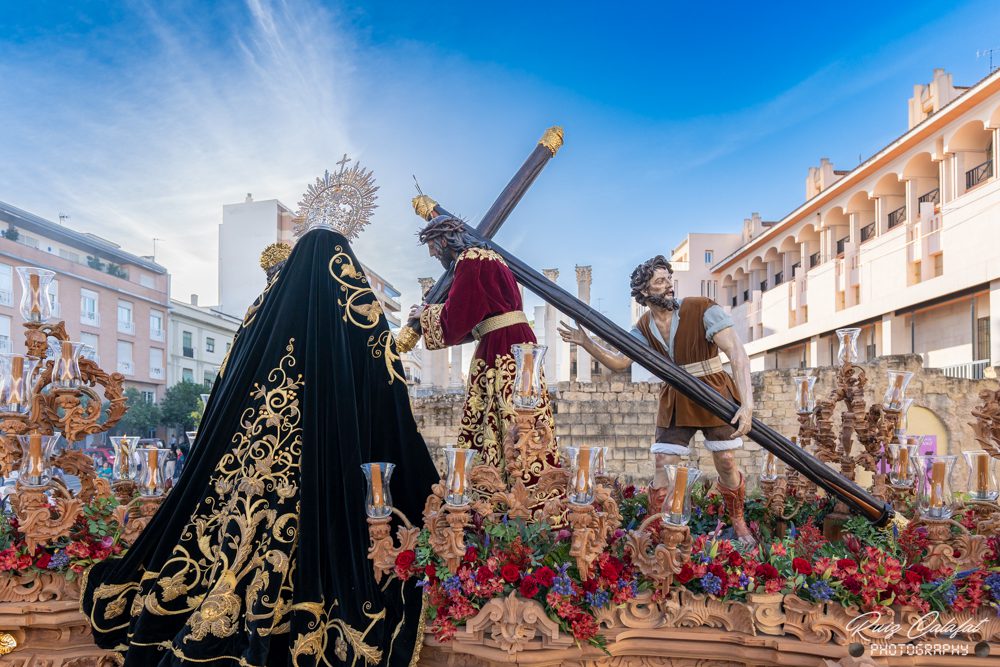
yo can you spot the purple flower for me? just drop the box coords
[442,575,462,594]
[738,573,750,588]
[48,551,70,570]
[585,589,610,608]
[101,536,114,548]
[700,573,722,595]
[985,573,1000,602]
[809,580,833,601]
[556,529,572,542]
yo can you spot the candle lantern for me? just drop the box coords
[882,370,914,412]
[913,454,956,519]
[962,450,998,502]
[443,447,476,507]
[112,435,141,482]
[835,328,861,366]
[792,375,816,415]
[200,393,210,409]
[15,432,61,488]
[0,354,39,413]
[887,441,917,488]
[662,464,702,525]
[894,398,915,441]
[50,340,85,388]
[760,450,780,482]
[564,445,600,505]
[16,267,55,323]
[137,447,172,497]
[511,343,547,409]
[361,462,395,518]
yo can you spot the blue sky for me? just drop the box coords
[2,0,999,327]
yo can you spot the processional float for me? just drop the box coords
[395,127,892,528]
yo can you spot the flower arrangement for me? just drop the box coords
[0,496,124,580]
[393,482,1000,649]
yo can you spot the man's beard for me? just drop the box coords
[646,293,679,311]
[437,251,455,270]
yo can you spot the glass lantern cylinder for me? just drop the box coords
[565,445,600,505]
[594,446,608,476]
[15,433,61,488]
[962,450,998,502]
[443,447,476,506]
[760,450,781,482]
[511,343,547,409]
[835,328,861,366]
[0,354,39,413]
[361,462,395,518]
[112,435,141,482]
[887,441,917,488]
[137,447,172,497]
[792,375,816,414]
[662,465,703,525]
[16,267,55,323]
[51,341,84,388]
[200,393,210,410]
[883,370,914,412]
[186,430,198,446]
[914,454,956,519]
[894,398,915,441]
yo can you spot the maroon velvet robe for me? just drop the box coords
[420,247,554,473]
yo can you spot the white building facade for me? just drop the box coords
[704,68,1000,377]
[167,297,241,388]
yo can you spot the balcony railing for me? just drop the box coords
[918,188,940,205]
[183,346,195,358]
[940,359,990,380]
[966,160,993,190]
[0,290,11,307]
[118,320,135,335]
[150,366,164,380]
[861,222,877,242]
[809,252,820,268]
[81,312,100,326]
[759,280,768,292]
[773,271,783,286]
[150,328,165,342]
[731,296,737,307]
[836,236,848,255]
[887,206,906,229]
[117,360,134,376]
[742,289,749,303]
[790,262,801,277]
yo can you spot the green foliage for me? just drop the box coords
[86,255,105,271]
[105,262,128,279]
[160,381,204,431]
[841,515,904,560]
[1,225,18,241]
[117,387,162,437]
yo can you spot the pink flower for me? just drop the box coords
[770,543,787,556]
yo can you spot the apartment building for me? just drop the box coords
[167,295,241,388]
[700,68,1000,377]
[0,201,170,401]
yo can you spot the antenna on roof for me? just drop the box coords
[977,47,1000,74]
[58,213,70,226]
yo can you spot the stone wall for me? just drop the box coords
[410,355,998,483]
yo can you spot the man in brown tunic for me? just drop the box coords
[559,255,755,542]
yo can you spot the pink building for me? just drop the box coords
[0,201,170,402]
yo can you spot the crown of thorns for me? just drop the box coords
[417,214,468,244]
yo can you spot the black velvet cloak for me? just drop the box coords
[81,227,438,666]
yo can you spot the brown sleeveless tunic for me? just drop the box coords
[636,297,741,428]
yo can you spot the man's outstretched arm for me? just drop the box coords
[557,320,633,372]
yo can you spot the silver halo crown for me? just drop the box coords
[294,155,379,241]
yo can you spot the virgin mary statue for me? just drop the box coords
[81,161,438,666]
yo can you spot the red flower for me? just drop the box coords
[519,576,540,598]
[623,485,636,499]
[709,563,727,580]
[600,559,620,581]
[582,577,599,593]
[36,553,52,569]
[425,564,438,581]
[756,564,779,579]
[463,546,478,563]
[395,550,416,570]
[534,566,555,587]
[728,551,743,567]
[501,564,520,583]
[677,563,695,584]
[908,564,932,582]
[476,565,493,584]
[836,558,858,573]
[792,558,812,576]
[842,575,862,593]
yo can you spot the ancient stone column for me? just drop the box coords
[542,269,561,383]
[418,277,449,392]
[575,265,593,383]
